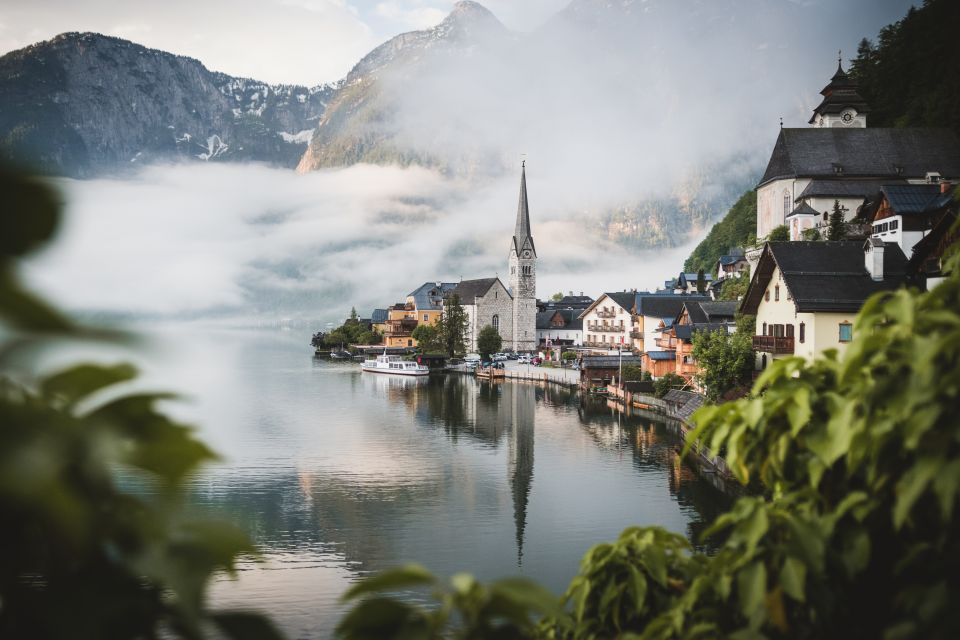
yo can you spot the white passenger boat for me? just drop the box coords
[361,353,430,376]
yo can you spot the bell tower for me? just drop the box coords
[809,54,869,128]
[509,161,537,352]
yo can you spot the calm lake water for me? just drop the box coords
[107,327,730,638]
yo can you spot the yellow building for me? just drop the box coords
[741,240,907,370]
[383,282,459,348]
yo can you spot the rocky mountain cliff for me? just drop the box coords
[296,1,510,175]
[0,32,335,177]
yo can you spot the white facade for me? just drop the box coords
[537,327,582,347]
[871,215,927,256]
[580,295,633,351]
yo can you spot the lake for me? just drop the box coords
[120,327,730,638]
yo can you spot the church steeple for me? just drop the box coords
[512,162,536,257]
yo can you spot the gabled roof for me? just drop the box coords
[371,308,389,323]
[797,178,905,201]
[449,277,508,305]
[785,202,822,219]
[579,291,636,318]
[740,241,909,314]
[758,128,960,188]
[881,184,954,216]
[407,281,459,311]
[634,293,709,319]
[536,309,583,331]
[675,323,732,342]
[718,254,748,266]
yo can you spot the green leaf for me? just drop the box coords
[334,596,430,640]
[488,577,559,616]
[786,386,811,435]
[0,169,61,258]
[341,565,436,602]
[894,457,941,529]
[737,561,766,623]
[780,557,806,602]
[932,459,960,521]
[628,565,648,612]
[41,363,138,408]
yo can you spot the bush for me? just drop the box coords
[653,372,686,398]
[767,224,790,242]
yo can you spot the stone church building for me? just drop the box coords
[449,163,538,353]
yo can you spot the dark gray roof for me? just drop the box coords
[536,309,583,331]
[557,295,593,307]
[371,308,389,323]
[603,291,637,312]
[785,202,822,219]
[675,323,732,342]
[635,293,709,318]
[758,128,960,187]
[741,241,909,314]
[718,253,748,266]
[881,184,954,216]
[449,278,505,305]
[407,281,458,311]
[797,178,906,201]
[697,301,739,321]
[581,355,642,369]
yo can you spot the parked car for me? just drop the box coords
[464,353,481,363]
[517,354,532,364]
[492,353,508,362]
[506,352,519,360]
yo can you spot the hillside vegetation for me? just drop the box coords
[849,0,960,137]
[683,189,756,274]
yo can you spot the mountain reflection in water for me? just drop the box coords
[137,329,731,638]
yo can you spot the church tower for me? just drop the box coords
[809,55,869,128]
[509,162,537,352]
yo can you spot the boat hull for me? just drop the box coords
[361,365,430,377]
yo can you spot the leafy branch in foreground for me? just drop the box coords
[339,220,960,639]
[0,167,283,639]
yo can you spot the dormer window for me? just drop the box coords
[832,163,843,175]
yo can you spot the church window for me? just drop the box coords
[783,191,791,218]
[799,322,806,343]
[765,290,770,302]
[492,315,499,333]
[511,267,516,275]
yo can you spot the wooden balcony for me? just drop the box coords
[595,310,617,319]
[753,335,794,354]
[385,319,418,338]
[589,325,625,333]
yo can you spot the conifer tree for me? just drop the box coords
[441,294,468,358]
[828,199,847,240]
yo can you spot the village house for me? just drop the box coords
[741,240,908,370]
[384,303,419,348]
[371,308,389,337]
[755,60,960,244]
[668,272,713,294]
[579,292,635,351]
[715,249,748,282]
[670,300,738,382]
[539,293,593,312]
[861,183,956,256]
[579,354,642,390]
[631,293,709,375]
[536,308,583,349]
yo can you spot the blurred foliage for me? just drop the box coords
[683,189,756,274]
[653,372,687,399]
[0,167,283,639]
[339,226,960,638]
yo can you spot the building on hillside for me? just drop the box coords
[579,292,635,351]
[671,271,713,294]
[756,60,960,242]
[670,301,738,383]
[741,240,908,369]
[860,183,956,256]
[536,309,583,349]
[907,206,958,290]
[715,248,748,282]
[446,164,538,353]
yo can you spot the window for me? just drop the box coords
[783,190,791,218]
[786,324,794,338]
[891,219,899,230]
[423,314,428,322]
[799,322,805,343]
[762,322,767,334]
[839,322,853,343]
[775,285,780,301]
[492,314,499,332]
[511,266,516,275]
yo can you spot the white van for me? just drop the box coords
[464,353,482,363]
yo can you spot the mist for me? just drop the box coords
[24,163,696,325]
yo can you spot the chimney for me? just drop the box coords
[942,181,953,195]
[864,237,885,281]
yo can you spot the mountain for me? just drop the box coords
[0,32,335,177]
[296,1,510,175]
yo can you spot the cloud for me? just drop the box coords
[373,1,447,29]
[25,163,694,325]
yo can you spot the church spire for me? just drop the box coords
[512,161,536,256]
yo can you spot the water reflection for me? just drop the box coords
[155,330,732,638]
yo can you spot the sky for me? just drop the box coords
[0,0,570,85]
[11,0,920,325]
